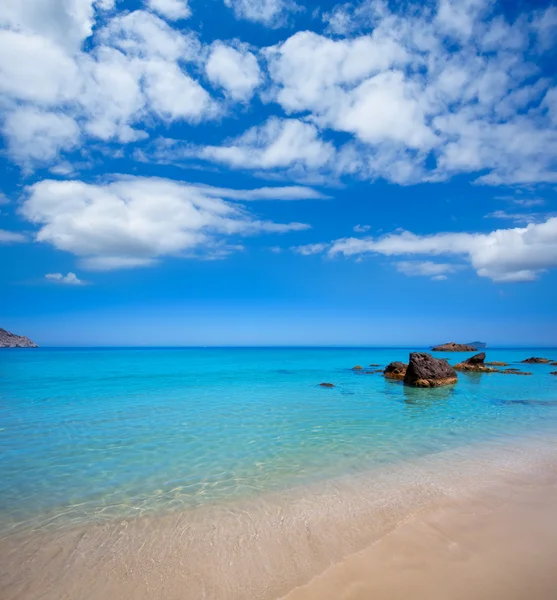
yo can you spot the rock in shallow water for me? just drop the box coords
[521,357,551,364]
[454,353,497,373]
[383,362,408,381]
[319,382,335,388]
[404,353,457,387]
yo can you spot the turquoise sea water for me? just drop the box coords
[1,347,557,535]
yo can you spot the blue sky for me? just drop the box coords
[1,0,557,346]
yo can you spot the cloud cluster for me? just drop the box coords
[20,177,312,270]
[190,0,557,185]
[0,5,223,168]
[326,217,557,282]
[1,0,557,186]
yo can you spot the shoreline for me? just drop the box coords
[2,433,557,599]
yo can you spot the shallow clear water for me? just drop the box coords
[1,347,557,534]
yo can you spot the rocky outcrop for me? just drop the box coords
[383,361,407,381]
[319,382,335,388]
[521,357,552,364]
[431,342,477,352]
[454,352,497,373]
[404,353,457,387]
[0,328,38,348]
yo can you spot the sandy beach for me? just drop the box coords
[2,435,557,600]
[282,478,557,600]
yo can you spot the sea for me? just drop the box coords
[1,346,557,599]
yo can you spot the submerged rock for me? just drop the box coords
[404,353,457,387]
[352,365,364,370]
[369,363,381,367]
[551,372,557,376]
[319,382,335,388]
[486,361,508,366]
[383,361,407,380]
[0,328,38,348]
[431,342,477,352]
[454,352,497,373]
[499,369,532,376]
[521,357,552,364]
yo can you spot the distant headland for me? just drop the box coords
[0,328,39,348]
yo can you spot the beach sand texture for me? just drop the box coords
[2,436,557,600]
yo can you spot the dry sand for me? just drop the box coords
[281,480,557,600]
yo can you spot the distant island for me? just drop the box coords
[0,328,38,348]
[431,341,486,352]
[467,341,487,349]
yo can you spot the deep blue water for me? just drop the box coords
[1,347,557,533]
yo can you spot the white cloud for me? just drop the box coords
[3,108,80,168]
[292,242,330,255]
[394,261,458,279]
[20,176,311,270]
[260,2,557,185]
[205,42,261,101]
[484,210,543,225]
[327,217,557,282]
[146,0,191,21]
[45,272,86,285]
[199,117,336,173]
[0,192,9,205]
[223,0,300,27]
[0,229,26,243]
[353,224,370,232]
[0,0,97,51]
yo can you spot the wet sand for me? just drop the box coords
[282,480,557,600]
[2,437,557,600]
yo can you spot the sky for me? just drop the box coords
[1,0,557,346]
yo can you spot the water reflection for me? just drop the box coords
[402,384,456,410]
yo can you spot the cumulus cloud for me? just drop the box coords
[260,1,557,185]
[146,0,191,21]
[19,176,312,270]
[45,272,86,285]
[223,0,300,27]
[198,117,336,174]
[3,108,80,169]
[205,42,262,101]
[0,8,217,167]
[327,217,557,282]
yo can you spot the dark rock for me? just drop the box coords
[486,361,508,366]
[319,382,335,388]
[404,353,457,387]
[454,352,497,373]
[550,362,557,366]
[431,342,477,352]
[352,365,364,370]
[551,372,557,376]
[521,357,551,364]
[369,363,381,367]
[383,361,408,380]
[0,328,38,348]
